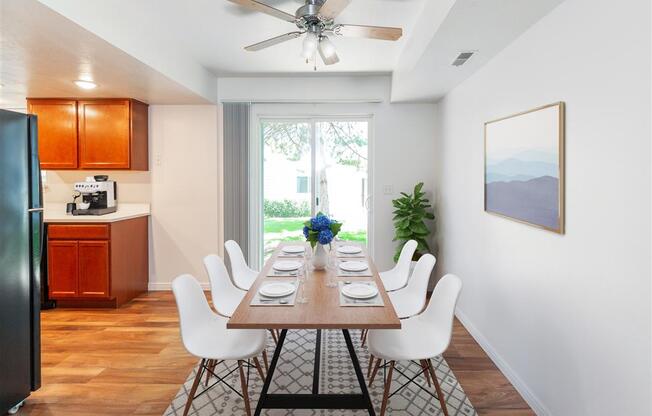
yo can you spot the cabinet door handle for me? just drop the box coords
[27,207,44,212]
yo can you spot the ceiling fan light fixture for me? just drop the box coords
[319,36,336,59]
[301,32,319,59]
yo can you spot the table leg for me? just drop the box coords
[342,329,376,416]
[254,329,376,415]
[313,329,322,394]
[253,329,288,416]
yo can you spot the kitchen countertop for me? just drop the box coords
[44,203,150,223]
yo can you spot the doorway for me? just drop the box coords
[259,118,370,261]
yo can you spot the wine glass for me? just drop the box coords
[296,258,309,304]
[325,244,338,288]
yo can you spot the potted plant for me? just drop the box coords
[303,212,342,270]
[391,182,435,262]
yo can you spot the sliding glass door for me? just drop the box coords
[260,118,370,261]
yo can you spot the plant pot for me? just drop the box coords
[312,243,328,270]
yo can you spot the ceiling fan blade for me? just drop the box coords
[334,24,403,41]
[318,0,351,20]
[244,31,303,51]
[319,43,339,65]
[227,0,296,22]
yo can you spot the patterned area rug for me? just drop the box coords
[164,329,476,415]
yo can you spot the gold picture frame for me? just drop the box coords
[484,102,565,234]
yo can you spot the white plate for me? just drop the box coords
[337,245,362,254]
[272,260,302,271]
[259,282,296,298]
[342,283,378,299]
[339,261,369,272]
[282,245,305,254]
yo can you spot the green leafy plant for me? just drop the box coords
[263,199,310,218]
[392,182,435,262]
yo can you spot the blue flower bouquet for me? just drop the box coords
[302,212,342,248]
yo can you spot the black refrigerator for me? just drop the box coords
[0,109,42,414]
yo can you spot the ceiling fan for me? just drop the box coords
[228,0,403,67]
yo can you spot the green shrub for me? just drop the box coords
[264,199,310,218]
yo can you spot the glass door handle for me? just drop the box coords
[364,195,372,211]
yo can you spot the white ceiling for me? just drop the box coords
[0,0,213,108]
[38,0,427,75]
[391,0,566,101]
[1,0,566,105]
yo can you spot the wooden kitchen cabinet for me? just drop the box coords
[26,99,78,169]
[46,217,148,308]
[47,240,79,298]
[27,98,148,171]
[78,240,110,297]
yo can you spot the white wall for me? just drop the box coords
[245,79,437,273]
[433,0,651,415]
[43,105,221,289]
[43,170,151,203]
[149,105,220,289]
[218,76,388,103]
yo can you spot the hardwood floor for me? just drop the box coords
[22,291,534,415]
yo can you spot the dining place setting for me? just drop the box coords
[169,212,465,416]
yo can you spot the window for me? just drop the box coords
[296,175,309,193]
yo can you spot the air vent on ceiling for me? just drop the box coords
[452,51,475,66]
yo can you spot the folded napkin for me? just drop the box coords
[250,280,298,307]
[338,281,384,307]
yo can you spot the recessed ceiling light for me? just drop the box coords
[74,80,97,90]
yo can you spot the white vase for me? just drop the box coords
[312,244,328,270]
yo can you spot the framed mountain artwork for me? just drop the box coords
[484,102,565,234]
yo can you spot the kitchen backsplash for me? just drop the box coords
[43,170,152,204]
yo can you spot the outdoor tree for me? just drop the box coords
[262,121,367,215]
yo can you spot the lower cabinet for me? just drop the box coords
[48,240,79,298]
[47,217,148,308]
[78,240,110,297]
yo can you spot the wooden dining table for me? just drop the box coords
[227,241,401,416]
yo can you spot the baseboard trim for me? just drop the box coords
[148,282,210,291]
[455,308,551,416]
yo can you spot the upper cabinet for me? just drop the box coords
[26,99,78,169]
[27,98,149,171]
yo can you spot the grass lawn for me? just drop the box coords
[264,217,366,258]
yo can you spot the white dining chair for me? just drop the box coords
[366,274,463,416]
[205,253,281,345]
[225,240,259,290]
[361,253,436,347]
[172,274,268,416]
[203,254,246,317]
[388,253,436,319]
[379,240,417,292]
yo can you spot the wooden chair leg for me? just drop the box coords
[183,359,206,416]
[204,359,213,386]
[361,329,368,347]
[252,357,266,380]
[238,360,252,416]
[367,354,375,378]
[360,329,367,341]
[262,349,269,373]
[379,361,395,416]
[427,359,449,416]
[368,358,382,386]
[420,360,431,387]
[269,329,278,345]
